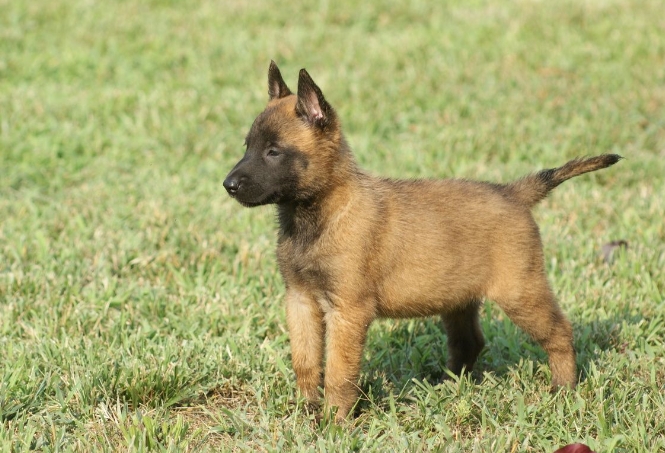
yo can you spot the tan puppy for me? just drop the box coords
[223,61,621,421]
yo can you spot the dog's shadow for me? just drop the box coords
[358,304,638,410]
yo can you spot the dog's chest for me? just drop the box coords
[276,199,370,303]
[276,237,335,291]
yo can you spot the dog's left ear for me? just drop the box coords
[296,69,333,128]
[268,60,292,100]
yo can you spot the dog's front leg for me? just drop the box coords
[285,287,325,408]
[323,307,372,422]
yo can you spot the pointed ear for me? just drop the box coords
[268,60,292,100]
[296,69,333,128]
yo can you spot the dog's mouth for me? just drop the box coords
[233,191,280,208]
[224,176,280,207]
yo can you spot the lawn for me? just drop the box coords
[1,0,664,451]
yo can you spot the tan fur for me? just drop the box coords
[230,66,621,422]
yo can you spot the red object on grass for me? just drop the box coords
[553,443,595,453]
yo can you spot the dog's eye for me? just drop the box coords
[266,149,281,158]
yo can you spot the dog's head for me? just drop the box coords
[223,61,346,207]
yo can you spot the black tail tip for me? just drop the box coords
[605,154,623,166]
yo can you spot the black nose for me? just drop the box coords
[223,176,239,195]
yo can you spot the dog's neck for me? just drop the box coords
[277,199,323,245]
[277,143,361,246]
[277,179,356,243]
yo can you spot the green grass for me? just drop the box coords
[1,0,664,450]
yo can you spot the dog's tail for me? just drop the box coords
[503,154,622,208]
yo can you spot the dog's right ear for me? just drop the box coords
[296,69,333,129]
[268,60,292,100]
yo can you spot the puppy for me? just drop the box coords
[224,61,621,421]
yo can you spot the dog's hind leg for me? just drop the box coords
[493,277,577,388]
[441,299,486,376]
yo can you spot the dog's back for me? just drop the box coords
[354,177,540,318]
